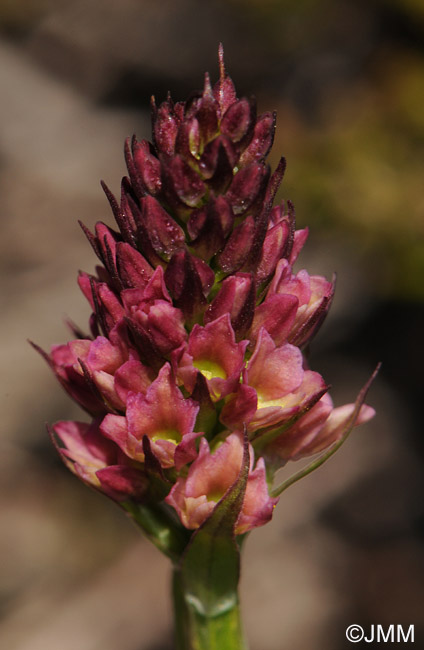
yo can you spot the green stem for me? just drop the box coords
[172,568,247,650]
[270,436,346,498]
[123,501,190,562]
[271,400,366,498]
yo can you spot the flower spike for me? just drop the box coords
[36,46,377,558]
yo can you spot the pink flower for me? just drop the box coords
[52,420,148,502]
[221,328,327,433]
[204,272,255,339]
[266,394,376,461]
[165,432,278,534]
[34,322,133,415]
[174,314,248,401]
[122,267,187,357]
[266,258,334,347]
[101,364,200,469]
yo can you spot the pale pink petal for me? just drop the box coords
[266,393,333,460]
[92,370,124,410]
[124,364,199,468]
[248,370,327,432]
[249,293,298,347]
[177,314,247,400]
[236,458,278,534]
[247,328,304,399]
[96,465,148,502]
[114,360,154,403]
[220,384,258,430]
[299,403,376,457]
[289,227,309,264]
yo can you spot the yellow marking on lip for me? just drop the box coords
[257,394,288,410]
[206,490,224,503]
[193,359,227,381]
[151,429,182,444]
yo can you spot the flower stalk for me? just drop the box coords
[35,43,378,650]
[172,568,247,650]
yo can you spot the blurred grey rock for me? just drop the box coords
[27,0,269,103]
[0,39,148,445]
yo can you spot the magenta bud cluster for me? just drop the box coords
[36,47,375,536]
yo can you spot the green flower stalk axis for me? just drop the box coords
[35,45,378,649]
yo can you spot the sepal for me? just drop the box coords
[270,364,381,497]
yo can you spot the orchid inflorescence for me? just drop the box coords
[35,45,376,548]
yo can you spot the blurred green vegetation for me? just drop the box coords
[269,51,424,299]
[230,0,424,300]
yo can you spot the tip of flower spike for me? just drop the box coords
[214,43,236,115]
[218,42,225,79]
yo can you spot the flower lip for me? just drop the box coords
[193,359,227,381]
[176,314,248,400]
[101,363,200,469]
[151,429,182,444]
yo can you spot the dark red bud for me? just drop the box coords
[123,196,164,267]
[116,242,154,290]
[164,251,207,323]
[256,218,292,285]
[205,272,255,339]
[175,117,201,159]
[93,223,119,281]
[164,155,206,209]
[221,98,254,144]
[141,195,186,258]
[239,112,276,166]
[124,317,163,370]
[188,196,233,260]
[97,283,125,333]
[79,221,102,261]
[194,78,219,144]
[124,137,145,200]
[101,180,137,246]
[213,44,237,115]
[132,137,162,196]
[199,136,237,193]
[225,162,268,216]
[152,100,179,156]
[218,216,256,273]
[191,256,215,295]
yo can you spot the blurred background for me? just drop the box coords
[1,1,423,648]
